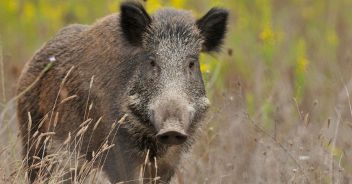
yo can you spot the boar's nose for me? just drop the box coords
[156,129,188,145]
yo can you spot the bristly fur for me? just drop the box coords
[144,8,203,51]
[17,1,228,183]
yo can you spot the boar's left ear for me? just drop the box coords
[197,8,228,52]
[120,2,151,46]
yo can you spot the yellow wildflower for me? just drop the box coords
[171,0,186,8]
[297,56,309,73]
[7,0,18,13]
[327,29,339,47]
[146,0,162,14]
[23,2,35,23]
[296,39,309,73]
[259,23,275,44]
[107,1,119,13]
[200,63,210,73]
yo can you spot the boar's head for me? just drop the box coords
[121,2,228,146]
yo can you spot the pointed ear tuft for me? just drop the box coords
[120,2,151,46]
[197,8,229,52]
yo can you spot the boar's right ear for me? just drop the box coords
[120,2,151,46]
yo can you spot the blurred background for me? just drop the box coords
[1,0,352,183]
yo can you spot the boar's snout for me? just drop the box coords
[156,127,188,145]
[149,97,194,145]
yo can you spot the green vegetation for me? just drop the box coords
[1,0,352,183]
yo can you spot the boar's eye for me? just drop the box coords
[150,60,156,67]
[148,56,156,67]
[189,61,195,69]
[188,56,198,70]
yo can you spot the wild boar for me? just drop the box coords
[16,1,228,183]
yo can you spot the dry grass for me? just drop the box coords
[1,71,351,183]
[176,82,352,183]
[0,67,163,183]
[1,0,352,183]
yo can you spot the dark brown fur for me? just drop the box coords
[17,2,228,183]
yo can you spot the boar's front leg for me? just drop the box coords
[103,146,139,183]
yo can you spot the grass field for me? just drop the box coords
[1,0,352,183]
